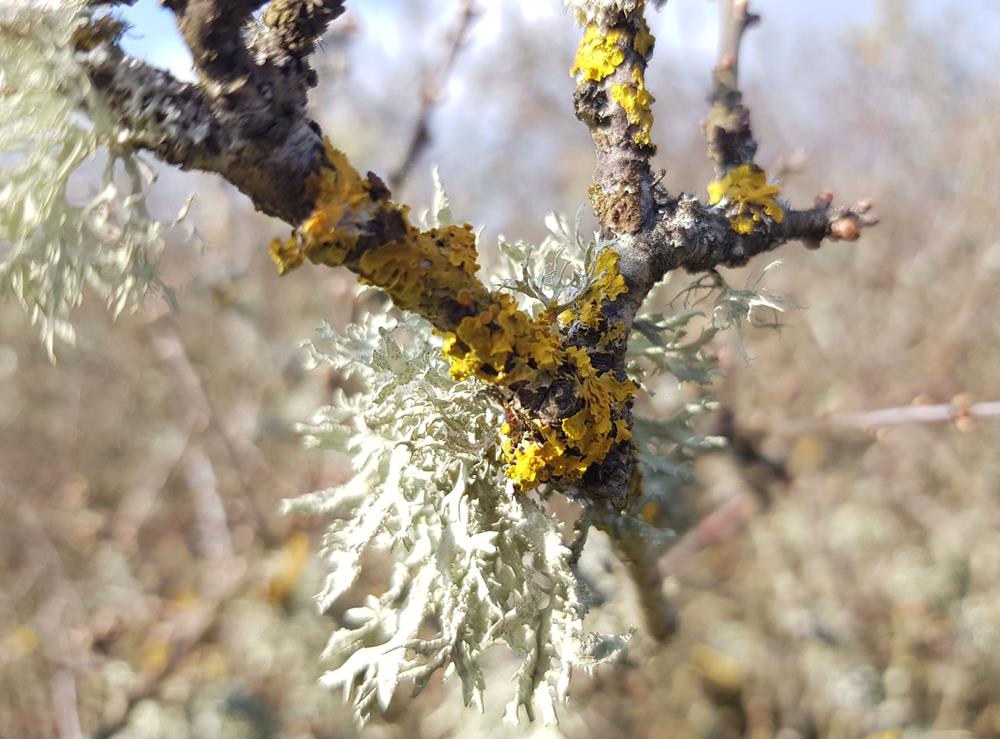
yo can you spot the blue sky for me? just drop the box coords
[120,0,997,80]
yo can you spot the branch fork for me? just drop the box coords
[75,0,877,626]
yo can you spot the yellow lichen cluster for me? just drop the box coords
[441,251,635,489]
[558,249,628,329]
[271,140,637,491]
[268,143,374,274]
[441,293,562,385]
[473,250,636,489]
[707,163,785,234]
[269,140,487,314]
[570,25,624,82]
[500,345,636,488]
[633,14,655,58]
[610,67,655,147]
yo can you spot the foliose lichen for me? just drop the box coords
[707,163,785,234]
[271,141,637,491]
[610,66,655,147]
[570,24,624,82]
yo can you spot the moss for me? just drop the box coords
[707,163,785,234]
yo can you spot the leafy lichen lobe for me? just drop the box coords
[271,141,636,491]
[707,163,785,234]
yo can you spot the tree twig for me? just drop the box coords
[769,399,1000,436]
[388,0,480,192]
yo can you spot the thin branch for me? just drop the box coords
[607,524,678,642]
[704,0,760,173]
[252,0,348,83]
[770,399,1000,436]
[388,0,480,191]
[167,0,265,85]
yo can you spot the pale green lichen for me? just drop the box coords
[292,302,628,725]
[0,2,187,357]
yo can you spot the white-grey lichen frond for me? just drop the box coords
[678,261,799,363]
[0,1,189,357]
[289,307,605,725]
[492,207,611,317]
[288,195,629,726]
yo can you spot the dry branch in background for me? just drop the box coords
[388,0,480,191]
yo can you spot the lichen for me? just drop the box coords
[559,248,628,329]
[633,15,654,58]
[271,140,636,491]
[441,285,636,490]
[440,292,562,385]
[707,163,785,234]
[570,24,624,82]
[610,66,655,147]
[269,139,490,316]
[489,250,636,489]
[499,344,636,489]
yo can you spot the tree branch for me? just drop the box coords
[252,0,348,86]
[78,14,323,222]
[388,0,480,191]
[704,0,759,173]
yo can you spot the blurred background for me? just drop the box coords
[3,0,1000,736]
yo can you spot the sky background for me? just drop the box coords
[120,0,999,81]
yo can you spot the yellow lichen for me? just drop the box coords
[481,251,636,489]
[570,25,625,82]
[561,248,629,329]
[268,236,305,275]
[633,16,655,58]
[440,293,562,385]
[707,163,785,233]
[611,67,655,147]
[640,500,658,524]
[272,139,637,492]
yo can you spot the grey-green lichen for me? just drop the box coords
[0,1,189,357]
[289,302,627,725]
[290,186,772,724]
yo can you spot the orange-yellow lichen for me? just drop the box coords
[268,141,374,274]
[640,500,658,524]
[271,139,637,491]
[559,249,628,329]
[633,16,655,58]
[270,139,489,315]
[570,25,625,82]
[611,67,655,147]
[499,345,636,488]
[707,163,785,234]
[440,293,562,385]
[485,250,636,489]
